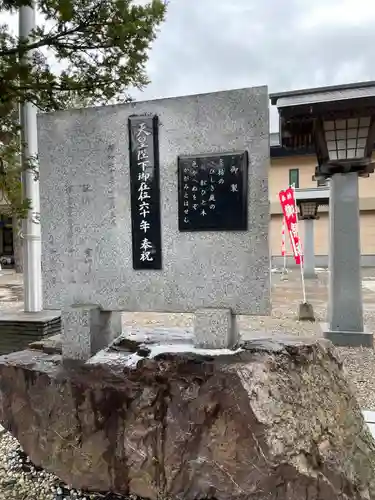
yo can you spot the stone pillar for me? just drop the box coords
[62,305,123,361]
[303,218,317,279]
[323,172,372,347]
[194,308,239,349]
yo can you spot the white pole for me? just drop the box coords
[19,1,42,312]
[281,217,288,279]
[281,217,287,271]
[299,244,307,303]
[291,184,306,303]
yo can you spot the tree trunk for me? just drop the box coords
[12,216,23,273]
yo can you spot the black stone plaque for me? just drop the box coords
[178,151,248,231]
[129,115,162,270]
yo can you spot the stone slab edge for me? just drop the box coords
[320,322,373,347]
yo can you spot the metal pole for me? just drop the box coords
[19,1,42,312]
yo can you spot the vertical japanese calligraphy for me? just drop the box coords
[178,151,248,231]
[129,115,162,270]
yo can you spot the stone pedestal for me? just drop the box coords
[298,302,315,321]
[321,323,372,347]
[62,306,122,361]
[0,310,61,355]
[193,308,239,349]
[324,172,372,347]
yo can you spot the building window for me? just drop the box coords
[289,168,299,188]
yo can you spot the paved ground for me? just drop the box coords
[0,271,22,305]
[3,268,375,409]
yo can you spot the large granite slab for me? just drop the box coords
[38,86,270,316]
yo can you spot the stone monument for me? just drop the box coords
[0,86,375,500]
[38,86,270,359]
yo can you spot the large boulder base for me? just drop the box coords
[0,336,374,500]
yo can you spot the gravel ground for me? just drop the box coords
[0,428,133,500]
[0,268,375,498]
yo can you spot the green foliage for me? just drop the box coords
[0,104,30,219]
[0,0,166,218]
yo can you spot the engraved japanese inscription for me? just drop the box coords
[178,151,248,231]
[129,115,162,270]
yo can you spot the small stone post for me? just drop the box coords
[62,305,122,361]
[194,308,239,349]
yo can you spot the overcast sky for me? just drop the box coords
[2,0,375,130]
[133,0,375,130]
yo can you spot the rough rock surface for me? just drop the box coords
[0,336,374,500]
